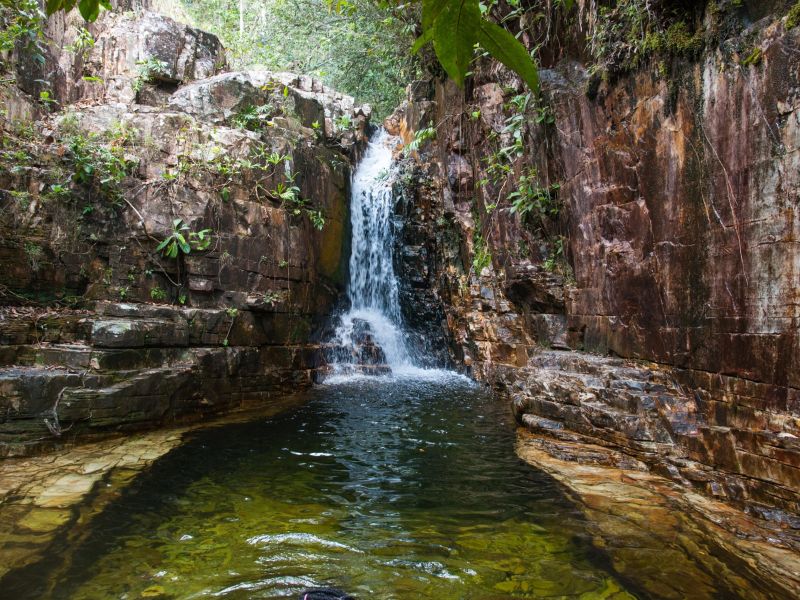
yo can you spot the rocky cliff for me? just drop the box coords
[388,0,800,547]
[0,0,370,455]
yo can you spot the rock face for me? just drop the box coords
[389,1,800,543]
[517,430,800,599]
[0,1,370,454]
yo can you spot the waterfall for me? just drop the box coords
[326,130,417,377]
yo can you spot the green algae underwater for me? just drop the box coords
[1,375,738,599]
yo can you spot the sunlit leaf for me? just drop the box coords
[476,18,540,93]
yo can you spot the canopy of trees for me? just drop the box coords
[21,0,548,117]
[178,0,420,117]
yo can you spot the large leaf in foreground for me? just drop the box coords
[432,0,481,87]
[476,18,539,93]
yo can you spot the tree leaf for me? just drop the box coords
[156,238,170,252]
[411,28,434,54]
[78,0,100,22]
[422,0,450,29]
[476,18,539,93]
[432,0,481,87]
[45,0,62,16]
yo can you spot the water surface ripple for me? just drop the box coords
[4,377,680,598]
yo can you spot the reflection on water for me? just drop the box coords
[3,375,723,599]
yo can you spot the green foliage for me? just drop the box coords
[334,114,353,130]
[266,176,326,230]
[66,27,95,56]
[132,58,169,93]
[24,242,44,271]
[307,210,325,231]
[479,93,533,188]
[788,1,800,29]
[404,126,437,155]
[44,0,110,22]
[543,236,566,273]
[178,0,419,118]
[156,219,213,259]
[231,103,274,131]
[46,183,71,201]
[150,286,167,301]
[588,0,703,75]
[414,0,539,92]
[472,232,492,274]
[742,46,762,66]
[0,0,45,71]
[508,168,560,221]
[64,130,136,202]
[39,90,57,107]
[11,190,31,210]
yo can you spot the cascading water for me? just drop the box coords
[326,130,418,377]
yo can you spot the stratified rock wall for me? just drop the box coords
[390,1,800,530]
[0,1,369,454]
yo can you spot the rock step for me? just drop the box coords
[0,367,123,438]
[515,350,696,445]
[57,366,195,430]
[0,343,197,372]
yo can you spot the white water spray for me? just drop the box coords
[324,131,469,383]
[326,130,418,377]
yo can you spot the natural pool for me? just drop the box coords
[2,374,754,599]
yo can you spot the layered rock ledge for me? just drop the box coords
[0,1,370,454]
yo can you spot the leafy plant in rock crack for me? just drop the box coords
[132,57,170,93]
[267,178,326,231]
[24,242,44,271]
[403,126,437,157]
[472,232,492,275]
[508,167,560,222]
[65,26,95,58]
[223,307,239,347]
[156,219,212,259]
[334,114,353,131]
[150,285,167,302]
[231,103,275,131]
[64,131,136,204]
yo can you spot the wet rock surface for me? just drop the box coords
[518,430,800,599]
[390,167,454,368]
[506,350,800,547]
[0,302,323,455]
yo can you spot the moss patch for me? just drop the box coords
[787,1,800,29]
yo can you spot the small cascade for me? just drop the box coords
[325,130,420,377]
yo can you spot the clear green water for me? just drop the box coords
[0,375,725,599]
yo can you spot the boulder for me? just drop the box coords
[86,11,226,104]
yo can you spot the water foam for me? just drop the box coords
[324,130,467,383]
